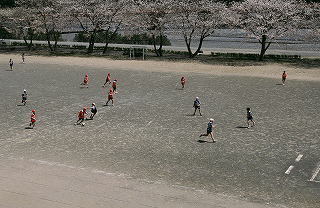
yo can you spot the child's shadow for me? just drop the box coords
[25,127,33,129]
[236,126,248,129]
[276,83,284,86]
[197,139,208,143]
[17,104,25,106]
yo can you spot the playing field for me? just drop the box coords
[0,54,319,208]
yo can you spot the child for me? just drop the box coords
[106,89,114,106]
[181,76,186,89]
[89,103,97,119]
[80,73,89,87]
[199,118,216,142]
[112,80,117,93]
[103,73,111,87]
[9,59,13,70]
[21,53,25,63]
[282,71,287,85]
[75,108,87,126]
[193,97,202,116]
[22,89,27,105]
[29,110,36,128]
[246,108,255,128]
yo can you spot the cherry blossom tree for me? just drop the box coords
[8,6,39,50]
[66,0,104,53]
[100,0,126,54]
[171,0,229,58]
[232,0,303,61]
[129,0,174,57]
[15,0,65,51]
[302,2,320,41]
[0,8,14,34]
[66,0,126,54]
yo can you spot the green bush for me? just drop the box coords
[0,27,14,39]
[74,31,171,46]
[211,52,301,60]
[0,0,15,8]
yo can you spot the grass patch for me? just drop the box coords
[1,45,319,69]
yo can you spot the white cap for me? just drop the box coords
[92,103,95,105]
[210,118,214,122]
[196,97,199,99]
[23,89,26,92]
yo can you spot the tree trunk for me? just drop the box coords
[53,32,59,52]
[184,35,205,58]
[23,29,33,51]
[103,23,121,54]
[102,28,110,54]
[46,29,53,52]
[152,34,160,57]
[23,36,28,48]
[184,36,192,58]
[158,34,163,57]
[87,29,97,54]
[259,34,271,61]
[29,28,33,50]
[190,36,204,58]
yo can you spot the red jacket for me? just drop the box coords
[31,113,36,122]
[78,110,86,119]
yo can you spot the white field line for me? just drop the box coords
[295,154,303,162]
[309,162,320,182]
[146,120,153,127]
[285,165,295,175]
[285,154,303,175]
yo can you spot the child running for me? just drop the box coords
[103,73,111,87]
[246,107,255,128]
[112,79,117,93]
[193,97,202,116]
[89,103,97,119]
[199,118,216,143]
[9,59,13,70]
[106,89,114,106]
[29,110,36,128]
[181,76,186,89]
[80,73,89,88]
[21,89,27,105]
[75,108,87,126]
[282,71,287,85]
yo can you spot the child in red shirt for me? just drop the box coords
[282,71,287,85]
[75,108,87,126]
[29,110,36,128]
[81,73,89,88]
[103,73,111,87]
[106,89,114,106]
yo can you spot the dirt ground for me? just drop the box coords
[0,54,319,208]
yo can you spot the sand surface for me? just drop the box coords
[2,54,320,81]
[0,53,319,208]
[0,157,283,208]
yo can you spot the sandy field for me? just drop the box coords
[18,55,320,82]
[0,53,319,208]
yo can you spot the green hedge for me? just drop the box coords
[211,52,301,60]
